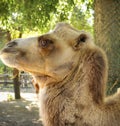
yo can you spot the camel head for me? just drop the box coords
[0,23,93,88]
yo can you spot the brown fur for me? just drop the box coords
[0,23,120,126]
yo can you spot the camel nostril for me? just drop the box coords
[6,41,17,47]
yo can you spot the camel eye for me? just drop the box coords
[41,40,48,47]
[38,38,53,48]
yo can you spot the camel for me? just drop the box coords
[0,23,120,126]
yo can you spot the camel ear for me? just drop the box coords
[74,33,88,50]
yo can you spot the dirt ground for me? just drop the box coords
[0,89,43,126]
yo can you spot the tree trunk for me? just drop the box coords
[94,0,120,95]
[13,68,21,99]
[6,31,21,99]
[3,66,7,86]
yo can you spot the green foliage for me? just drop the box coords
[0,0,93,33]
[0,61,4,73]
[7,93,14,101]
[0,60,12,74]
[70,6,94,34]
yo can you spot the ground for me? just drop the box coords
[0,87,43,126]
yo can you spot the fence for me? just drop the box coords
[0,74,13,85]
[0,73,33,88]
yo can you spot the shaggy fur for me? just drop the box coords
[0,23,120,126]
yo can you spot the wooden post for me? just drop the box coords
[13,68,21,99]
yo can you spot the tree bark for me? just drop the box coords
[94,0,120,95]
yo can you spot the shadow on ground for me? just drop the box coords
[0,99,43,126]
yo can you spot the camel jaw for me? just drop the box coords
[32,73,58,89]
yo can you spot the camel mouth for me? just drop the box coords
[0,48,18,55]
